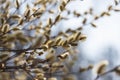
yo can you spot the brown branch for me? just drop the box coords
[0,47,42,52]
[95,65,120,80]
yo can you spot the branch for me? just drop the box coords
[95,65,120,80]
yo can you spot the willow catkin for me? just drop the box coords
[115,66,120,75]
[48,77,57,80]
[92,60,109,75]
[15,0,19,9]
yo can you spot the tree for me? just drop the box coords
[0,0,120,80]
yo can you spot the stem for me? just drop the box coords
[95,65,120,80]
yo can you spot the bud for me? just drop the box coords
[92,60,109,75]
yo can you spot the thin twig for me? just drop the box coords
[95,65,120,80]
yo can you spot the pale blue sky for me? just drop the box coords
[15,0,120,62]
[61,0,120,62]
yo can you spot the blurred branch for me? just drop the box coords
[95,65,120,80]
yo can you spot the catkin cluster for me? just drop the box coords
[0,0,120,80]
